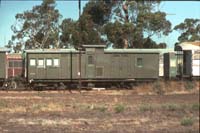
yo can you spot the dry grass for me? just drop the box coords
[0,90,199,132]
[9,118,75,126]
[136,80,199,95]
[181,117,194,126]
[29,103,64,113]
[0,107,27,113]
[0,102,64,113]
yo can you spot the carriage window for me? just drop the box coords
[9,61,22,68]
[88,55,94,65]
[18,61,23,67]
[46,59,52,66]
[53,59,60,67]
[137,58,143,67]
[18,61,22,67]
[14,61,22,68]
[30,59,36,66]
[14,61,18,68]
[38,59,44,67]
[9,61,14,67]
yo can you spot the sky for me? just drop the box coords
[0,0,200,48]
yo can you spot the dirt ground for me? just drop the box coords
[0,81,199,133]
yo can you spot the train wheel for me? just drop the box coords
[9,81,17,90]
[129,83,134,89]
[59,82,66,90]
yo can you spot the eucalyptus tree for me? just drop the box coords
[9,0,62,52]
[60,0,171,48]
[103,0,171,48]
[60,0,113,48]
[174,18,200,43]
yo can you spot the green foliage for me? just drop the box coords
[0,101,7,109]
[103,0,171,48]
[9,0,172,50]
[139,104,153,112]
[161,103,200,111]
[143,37,167,48]
[174,18,200,43]
[60,0,114,47]
[140,11,171,37]
[31,103,47,111]
[162,103,179,111]
[191,103,200,111]
[153,81,164,95]
[104,21,135,48]
[60,6,103,47]
[114,104,125,113]
[60,0,171,48]
[83,0,112,26]
[93,105,107,112]
[9,0,62,51]
[180,117,194,126]
[184,81,195,90]
[59,19,78,48]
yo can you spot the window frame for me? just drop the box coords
[30,58,36,67]
[46,58,53,67]
[14,60,22,68]
[37,58,45,68]
[88,55,94,65]
[137,58,143,68]
[9,60,14,68]
[53,58,60,67]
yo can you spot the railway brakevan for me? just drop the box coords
[0,42,199,90]
[24,45,159,89]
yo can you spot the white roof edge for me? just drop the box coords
[177,42,200,51]
[25,49,78,53]
[104,48,174,54]
[0,48,10,52]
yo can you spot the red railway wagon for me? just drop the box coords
[6,53,23,78]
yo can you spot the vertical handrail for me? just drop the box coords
[78,0,82,92]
